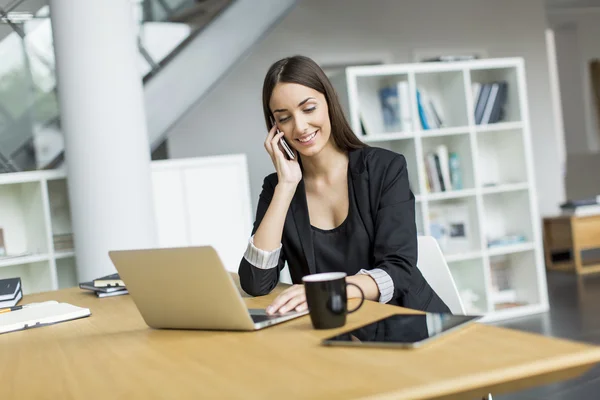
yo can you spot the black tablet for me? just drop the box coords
[322,313,480,349]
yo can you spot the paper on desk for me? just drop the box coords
[0,301,90,334]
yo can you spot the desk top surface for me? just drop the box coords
[1,278,600,400]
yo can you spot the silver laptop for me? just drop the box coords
[108,246,307,331]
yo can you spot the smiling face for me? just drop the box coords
[269,82,333,158]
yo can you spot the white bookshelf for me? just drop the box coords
[0,155,253,296]
[343,58,548,322]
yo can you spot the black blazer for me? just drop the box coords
[238,146,450,313]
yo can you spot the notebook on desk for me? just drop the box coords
[0,301,91,335]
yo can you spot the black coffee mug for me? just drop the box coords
[302,272,365,330]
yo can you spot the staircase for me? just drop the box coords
[0,0,297,172]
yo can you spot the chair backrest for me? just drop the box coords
[417,236,466,315]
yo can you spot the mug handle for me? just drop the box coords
[346,283,365,314]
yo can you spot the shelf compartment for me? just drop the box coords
[428,196,481,256]
[0,260,53,294]
[482,190,533,249]
[447,258,489,315]
[476,128,527,187]
[470,67,521,125]
[415,70,468,129]
[57,257,78,289]
[0,181,50,256]
[46,178,74,253]
[354,73,413,136]
[421,133,475,192]
[488,251,541,312]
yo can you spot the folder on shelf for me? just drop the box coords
[0,301,91,335]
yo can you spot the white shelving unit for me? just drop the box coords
[0,155,253,296]
[343,58,548,322]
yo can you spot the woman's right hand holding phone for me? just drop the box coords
[265,123,302,188]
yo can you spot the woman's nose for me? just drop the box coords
[294,115,309,134]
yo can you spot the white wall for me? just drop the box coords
[548,10,600,153]
[554,23,589,153]
[168,0,565,216]
[547,8,600,200]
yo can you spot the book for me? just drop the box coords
[488,81,508,123]
[436,145,452,191]
[378,85,400,131]
[96,289,129,298]
[416,90,430,130]
[480,82,500,125]
[474,83,492,124]
[488,235,526,248]
[0,289,22,308]
[0,301,90,335]
[449,152,463,190]
[397,81,413,132]
[425,152,441,192]
[0,277,21,302]
[433,154,445,191]
[79,282,125,293]
[93,273,125,288]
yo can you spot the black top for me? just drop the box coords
[310,170,371,275]
[238,146,450,313]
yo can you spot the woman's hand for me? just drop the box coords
[264,124,302,187]
[266,284,307,315]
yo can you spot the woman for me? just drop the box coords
[238,55,450,315]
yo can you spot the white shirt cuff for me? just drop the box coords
[358,268,394,303]
[243,235,282,269]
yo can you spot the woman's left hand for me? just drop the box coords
[266,284,307,315]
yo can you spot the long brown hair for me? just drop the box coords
[262,55,366,151]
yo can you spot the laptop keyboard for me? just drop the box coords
[251,314,277,324]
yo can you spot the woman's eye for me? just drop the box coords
[278,117,289,123]
[304,107,316,113]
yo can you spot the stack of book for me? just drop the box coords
[416,88,444,130]
[424,144,463,192]
[79,273,128,298]
[53,233,74,251]
[0,277,22,308]
[560,196,600,217]
[472,81,508,125]
[377,81,413,132]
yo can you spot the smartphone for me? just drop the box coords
[279,137,295,160]
[270,117,295,160]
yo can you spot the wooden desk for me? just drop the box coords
[1,281,600,400]
[544,215,600,275]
